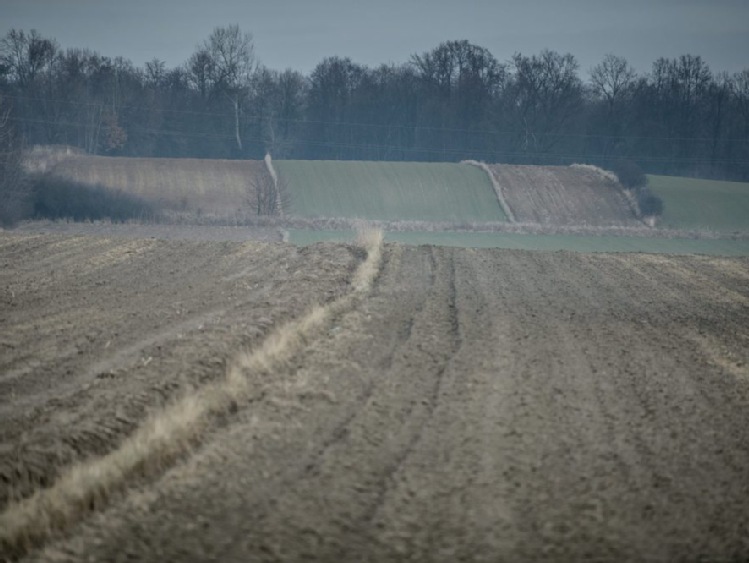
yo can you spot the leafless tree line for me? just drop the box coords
[0,93,29,226]
[1,28,748,179]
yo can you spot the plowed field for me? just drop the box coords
[2,232,749,561]
[488,164,640,226]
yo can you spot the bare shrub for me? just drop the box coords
[587,160,664,225]
[264,153,284,217]
[609,160,647,190]
[639,193,664,217]
[251,168,277,215]
[252,155,291,216]
[249,168,290,216]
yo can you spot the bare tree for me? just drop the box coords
[411,40,506,100]
[590,54,636,113]
[144,58,167,87]
[508,50,583,156]
[0,29,57,88]
[250,67,308,157]
[202,25,255,152]
[730,69,749,138]
[186,48,215,100]
[0,94,30,226]
[587,54,638,159]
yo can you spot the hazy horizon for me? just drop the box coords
[1,0,748,76]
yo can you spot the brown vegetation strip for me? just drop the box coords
[0,230,383,559]
[47,155,266,217]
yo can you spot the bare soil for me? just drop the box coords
[2,232,749,561]
[0,233,358,510]
[488,164,641,226]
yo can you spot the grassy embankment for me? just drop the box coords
[274,160,507,223]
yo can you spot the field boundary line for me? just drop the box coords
[264,153,284,218]
[0,229,383,560]
[461,160,516,222]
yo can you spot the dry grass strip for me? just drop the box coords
[264,153,284,218]
[0,229,384,560]
[461,159,516,222]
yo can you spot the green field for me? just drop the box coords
[647,175,749,232]
[275,160,506,222]
[287,229,749,256]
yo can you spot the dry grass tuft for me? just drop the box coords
[353,226,384,292]
[0,229,384,559]
[569,163,619,184]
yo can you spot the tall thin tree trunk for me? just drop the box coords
[233,98,243,152]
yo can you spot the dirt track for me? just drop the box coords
[2,233,749,561]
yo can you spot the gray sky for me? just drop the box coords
[1,0,747,77]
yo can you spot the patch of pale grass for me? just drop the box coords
[0,229,384,559]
